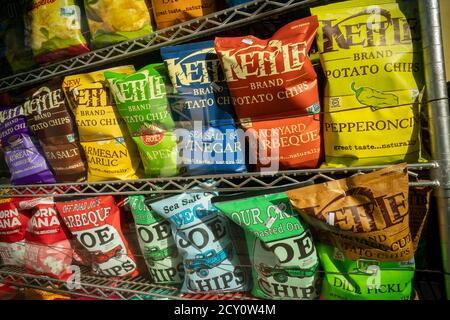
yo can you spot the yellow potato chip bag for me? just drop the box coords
[311,0,426,167]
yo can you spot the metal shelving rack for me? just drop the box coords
[0,0,449,300]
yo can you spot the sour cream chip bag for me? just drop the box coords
[55,196,139,277]
[311,0,424,167]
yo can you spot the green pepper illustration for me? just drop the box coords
[351,82,399,110]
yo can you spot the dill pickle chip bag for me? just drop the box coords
[84,0,153,48]
[318,243,415,300]
[129,195,184,284]
[311,0,425,167]
[212,185,320,300]
[28,0,90,64]
[148,187,249,293]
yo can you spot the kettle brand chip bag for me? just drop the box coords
[215,17,322,170]
[129,195,184,284]
[212,186,320,300]
[311,0,425,167]
[28,0,90,63]
[55,196,139,277]
[84,0,153,48]
[287,164,415,262]
[148,188,249,293]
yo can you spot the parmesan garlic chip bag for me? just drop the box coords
[215,17,322,170]
[212,186,320,300]
[63,67,141,182]
[129,195,184,284]
[287,164,415,262]
[84,0,153,48]
[311,0,425,167]
[28,0,90,63]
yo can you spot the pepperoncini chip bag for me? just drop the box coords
[28,0,90,64]
[212,185,320,300]
[84,0,153,48]
[215,17,322,170]
[287,164,416,262]
[318,243,415,300]
[129,195,184,284]
[148,187,249,293]
[311,0,425,167]
[151,0,217,30]
[55,196,139,278]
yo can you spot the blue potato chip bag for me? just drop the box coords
[148,188,249,293]
[226,0,252,7]
[161,40,238,127]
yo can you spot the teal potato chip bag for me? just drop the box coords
[212,186,320,300]
[129,195,184,285]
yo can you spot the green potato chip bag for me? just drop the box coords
[212,186,321,300]
[129,195,184,285]
[311,0,426,167]
[318,243,415,300]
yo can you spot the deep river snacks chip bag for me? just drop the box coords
[23,80,86,182]
[287,164,415,262]
[0,199,29,266]
[28,0,90,64]
[318,243,415,300]
[55,196,139,277]
[151,0,217,30]
[212,186,320,300]
[148,188,249,293]
[161,40,238,127]
[129,195,184,284]
[20,197,74,280]
[215,17,322,170]
[84,0,153,48]
[311,0,424,167]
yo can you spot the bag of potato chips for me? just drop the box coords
[84,0,153,48]
[311,0,425,167]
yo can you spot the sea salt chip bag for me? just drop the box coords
[215,16,322,170]
[148,187,249,293]
[129,195,184,284]
[311,0,425,167]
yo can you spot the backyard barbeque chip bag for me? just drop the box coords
[148,186,249,293]
[311,0,425,167]
[161,40,238,127]
[84,0,153,48]
[28,0,90,64]
[129,195,184,284]
[0,198,29,266]
[214,17,322,170]
[212,184,320,300]
[287,164,416,262]
[19,197,74,280]
[151,0,217,30]
[55,196,139,277]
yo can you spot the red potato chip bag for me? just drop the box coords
[55,196,139,278]
[19,197,74,280]
[215,16,322,170]
[0,198,29,266]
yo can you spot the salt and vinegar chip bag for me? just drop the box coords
[212,186,320,300]
[151,0,217,30]
[84,0,153,48]
[287,164,415,262]
[23,80,86,182]
[311,0,424,167]
[0,199,29,266]
[28,0,90,63]
[105,63,178,177]
[129,195,184,284]
[63,67,141,182]
[215,16,322,170]
[148,187,249,293]
[55,196,139,277]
